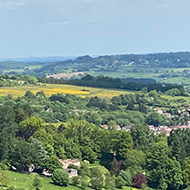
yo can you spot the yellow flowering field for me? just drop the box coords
[0,84,133,98]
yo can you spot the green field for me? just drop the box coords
[2,171,138,190]
[162,94,190,103]
[3,65,42,74]
[0,84,133,98]
[88,71,160,80]
[88,67,190,86]
[3,171,84,190]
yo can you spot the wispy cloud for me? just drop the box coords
[0,1,26,9]
[43,21,70,26]
[155,4,171,9]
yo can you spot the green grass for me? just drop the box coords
[88,68,190,86]
[4,171,81,190]
[88,71,160,80]
[4,171,138,190]
[3,69,25,73]
[162,94,190,103]
[3,65,42,74]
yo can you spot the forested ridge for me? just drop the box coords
[28,52,190,75]
[0,74,189,189]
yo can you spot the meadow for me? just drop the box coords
[0,84,133,98]
[88,67,190,86]
[1,171,138,190]
[3,65,43,74]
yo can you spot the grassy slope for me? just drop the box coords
[6,171,137,190]
[0,84,133,98]
[88,67,190,85]
[3,65,43,74]
[162,95,190,103]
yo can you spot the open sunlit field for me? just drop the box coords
[1,171,140,190]
[0,84,133,98]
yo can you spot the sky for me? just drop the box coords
[0,0,190,58]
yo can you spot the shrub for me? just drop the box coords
[115,176,125,188]
[132,173,148,188]
[81,177,89,189]
[32,176,42,190]
[52,169,69,186]
[72,176,80,186]
[119,170,132,186]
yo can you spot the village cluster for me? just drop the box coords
[101,107,190,136]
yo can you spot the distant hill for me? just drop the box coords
[0,56,75,62]
[28,52,190,76]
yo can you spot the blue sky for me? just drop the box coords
[0,0,190,58]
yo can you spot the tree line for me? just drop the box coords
[39,75,186,94]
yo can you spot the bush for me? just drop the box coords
[81,177,89,189]
[52,169,69,186]
[132,173,148,188]
[115,176,125,188]
[119,170,132,186]
[32,176,42,190]
[72,176,80,186]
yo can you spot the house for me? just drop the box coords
[178,125,190,129]
[157,126,172,136]
[163,113,172,119]
[59,159,80,178]
[115,125,121,130]
[66,168,78,178]
[154,108,163,115]
[45,108,53,113]
[149,125,156,131]
[59,159,81,169]
[122,125,133,132]
[101,125,108,129]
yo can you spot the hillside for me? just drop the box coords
[30,52,190,75]
[0,75,189,189]
[2,52,190,90]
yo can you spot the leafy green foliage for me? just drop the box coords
[115,175,125,188]
[90,167,104,190]
[119,170,132,186]
[52,169,69,187]
[105,173,115,190]
[131,125,154,149]
[0,77,188,190]
[32,176,42,190]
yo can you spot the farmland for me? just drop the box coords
[46,72,84,79]
[0,83,133,98]
[88,67,190,85]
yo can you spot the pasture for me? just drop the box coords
[88,67,190,86]
[1,171,139,190]
[0,84,133,98]
[46,72,84,79]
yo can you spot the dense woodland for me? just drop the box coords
[0,73,190,189]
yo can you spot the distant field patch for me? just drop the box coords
[3,65,42,74]
[46,72,84,79]
[162,94,190,103]
[0,84,133,98]
[88,71,160,80]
